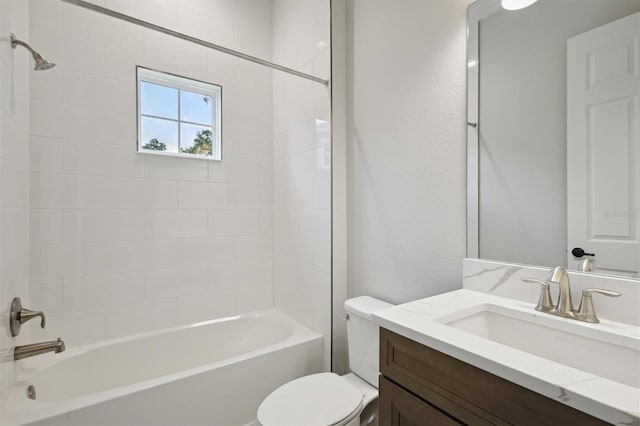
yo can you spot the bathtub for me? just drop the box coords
[2,309,323,426]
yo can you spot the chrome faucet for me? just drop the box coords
[578,257,596,273]
[14,338,65,361]
[521,266,621,323]
[549,266,575,317]
[8,297,66,360]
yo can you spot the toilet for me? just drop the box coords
[257,296,392,426]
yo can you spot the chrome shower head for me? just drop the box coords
[10,33,56,71]
[31,52,56,71]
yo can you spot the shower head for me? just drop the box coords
[31,51,56,71]
[10,33,56,71]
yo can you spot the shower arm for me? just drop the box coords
[10,34,38,56]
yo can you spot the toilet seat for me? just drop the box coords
[257,373,364,426]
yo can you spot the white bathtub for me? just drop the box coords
[2,309,323,426]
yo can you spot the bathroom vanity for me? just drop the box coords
[373,286,640,426]
[378,328,606,425]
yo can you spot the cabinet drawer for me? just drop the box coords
[379,376,462,426]
[380,328,607,426]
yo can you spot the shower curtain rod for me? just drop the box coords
[61,0,330,86]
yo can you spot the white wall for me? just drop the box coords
[346,0,470,304]
[272,0,332,370]
[27,0,275,347]
[0,0,30,392]
[478,0,640,268]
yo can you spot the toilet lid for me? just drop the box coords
[257,373,364,426]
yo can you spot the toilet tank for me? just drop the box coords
[344,296,393,388]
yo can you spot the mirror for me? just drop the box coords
[467,0,640,279]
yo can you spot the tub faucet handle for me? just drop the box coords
[9,297,46,337]
[20,308,46,328]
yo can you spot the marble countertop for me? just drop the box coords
[372,289,640,425]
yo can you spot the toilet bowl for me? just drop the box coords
[257,296,392,426]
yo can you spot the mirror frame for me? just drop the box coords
[466,0,501,258]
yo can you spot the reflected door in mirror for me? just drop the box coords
[567,12,640,277]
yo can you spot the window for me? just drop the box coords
[136,67,222,160]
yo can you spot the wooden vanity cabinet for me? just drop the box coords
[378,328,608,426]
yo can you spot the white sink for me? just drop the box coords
[435,303,640,388]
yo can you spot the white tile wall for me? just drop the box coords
[0,0,29,393]
[28,0,276,348]
[272,0,332,369]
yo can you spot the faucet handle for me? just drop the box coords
[20,308,46,328]
[521,278,554,312]
[9,297,46,337]
[582,288,621,298]
[576,288,621,323]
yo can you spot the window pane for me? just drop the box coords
[140,81,178,119]
[141,116,179,153]
[180,90,213,125]
[180,123,213,156]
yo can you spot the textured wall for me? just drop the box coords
[27,0,275,347]
[0,0,29,392]
[346,0,470,304]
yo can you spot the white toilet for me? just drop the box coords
[257,296,392,426]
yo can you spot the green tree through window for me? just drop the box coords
[181,129,212,155]
[142,138,167,151]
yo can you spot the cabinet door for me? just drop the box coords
[379,376,462,426]
[380,328,608,426]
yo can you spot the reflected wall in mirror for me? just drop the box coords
[467,0,640,279]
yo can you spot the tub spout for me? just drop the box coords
[14,338,65,361]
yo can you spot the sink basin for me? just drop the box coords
[436,303,640,388]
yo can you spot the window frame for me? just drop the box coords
[136,66,223,161]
